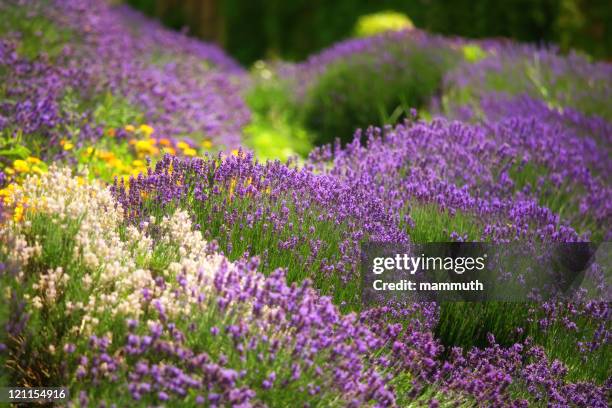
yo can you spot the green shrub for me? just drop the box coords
[302,42,457,145]
[354,11,414,37]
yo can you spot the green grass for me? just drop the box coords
[403,203,483,242]
[0,1,75,60]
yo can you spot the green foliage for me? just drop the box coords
[0,1,75,60]
[461,44,487,63]
[91,92,145,130]
[403,203,483,243]
[555,0,611,60]
[302,44,456,145]
[436,302,528,350]
[243,65,313,160]
[0,135,31,162]
[354,11,414,37]
[130,0,611,65]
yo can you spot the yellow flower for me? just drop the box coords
[13,160,30,173]
[13,205,24,222]
[132,160,145,168]
[125,125,136,133]
[131,168,145,177]
[0,184,17,205]
[162,147,176,155]
[177,141,190,150]
[97,151,116,162]
[138,124,154,137]
[228,178,237,201]
[109,158,126,171]
[26,156,42,164]
[31,165,44,175]
[183,148,197,157]
[201,139,213,149]
[159,138,171,147]
[60,139,74,150]
[135,140,157,155]
[231,149,240,156]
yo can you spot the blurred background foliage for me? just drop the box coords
[126,0,610,65]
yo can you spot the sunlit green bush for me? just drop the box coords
[354,11,414,37]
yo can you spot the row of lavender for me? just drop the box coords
[1,0,249,164]
[2,162,608,406]
[104,25,612,406]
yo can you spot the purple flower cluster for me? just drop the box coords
[1,0,250,152]
[112,151,407,291]
[67,258,609,406]
[443,42,612,121]
[443,335,609,407]
[109,125,610,405]
[70,261,407,406]
[49,0,250,148]
[309,119,591,242]
[0,36,101,159]
[478,94,611,238]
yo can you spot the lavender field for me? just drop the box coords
[0,0,611,406]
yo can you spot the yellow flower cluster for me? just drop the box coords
[82,147,148,180]
[0,183,28,222]
[0,158,45,223]
[123,123,213,159]
[3,157,45,176]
